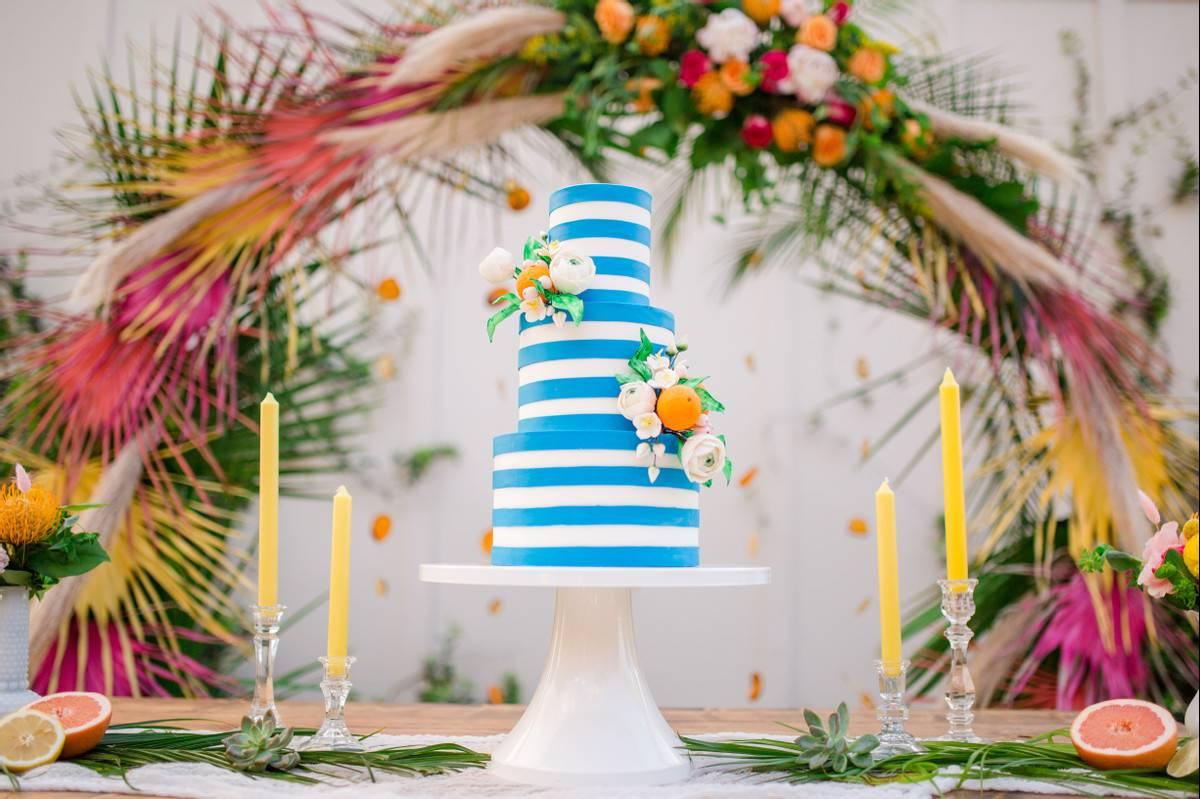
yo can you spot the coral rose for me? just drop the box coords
[797,14,837,51]
[719,60,755,96]
[848,47,887,84]
[635,15,670,56]
[741,0,780,25]
[812,124,847,167]
[771,108,815,152]
[692,71,734,116]
[595,0,635,44]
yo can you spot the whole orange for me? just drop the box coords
[656,385,703,431]
[515,263,551,298]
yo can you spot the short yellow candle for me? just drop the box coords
[875,479,903,676]
[326,485,352,676]
[257,394,279,607]
[939,369,969,583]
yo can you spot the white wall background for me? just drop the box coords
[2,0,1197,709]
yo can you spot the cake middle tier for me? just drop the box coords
[517,302,675,432]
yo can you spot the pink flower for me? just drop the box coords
[828,1,851,24]
[1137,521,1183,598]
[14,463,32,493]
[679,50,712,88]
[741,115,773,148]
[0,546,9,573]
[1137,489,1161,525]
[759,49,789,93]
[779,0,809,28]
[824,95,857,127]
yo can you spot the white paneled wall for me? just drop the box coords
[2,1,1196,709]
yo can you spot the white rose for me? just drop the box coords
[549,250,596,295]
[696,8,761,64]
[0,545,8,573]
[785,45,839,104]
[779,0,810,28]
[648,368,679,389]
[618,381,658,420]
[680,433,727,484]
[479,247,517,284]
[633,412,663,440]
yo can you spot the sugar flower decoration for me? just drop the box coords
[549,250,596,295]
[519,287,548,322]
[696,8,761,64]
[680,433,727,484]
[618,382,658,420]
[649,368,679,389]
[646,353,671,372]
[479,247,517,284]
[633,412,663,440]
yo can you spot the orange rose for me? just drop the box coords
[719,60,755,96]
[812,124,847,167]
[635,15,670,56]
[858,88,895,130]
[901,118,935,159]
[797,15,838,51]
[626,77,663,113]
[848,47,887,84]
[595,0,635,45]
[741,0,780,25]
[692,71,733,117]
[772,109,815,152]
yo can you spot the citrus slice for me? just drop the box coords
[24,692,112,758]
[1167,737,1198,778]
[0,708,65,773]
[1069,698,1179,771]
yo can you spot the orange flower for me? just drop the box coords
[692,71,733,117]
[741,0,780,25]
[797,15,838,51]
[812,124,847,167]
[376,277,402,302]
[719,60,755,96]
[858,88,895,130]
[848,47,887,84]
[504,180,530,210]
[634,15,670,56]
[626,77,663,113]
[901,118,935,159]
[371,514,392,542]
[595,0,635,45]
[771,108,815,152]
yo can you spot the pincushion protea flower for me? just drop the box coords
[0,475,60,546]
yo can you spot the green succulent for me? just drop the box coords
[792,703,878,773]
[223,716,300,773]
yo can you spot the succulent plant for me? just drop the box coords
[223,716,300,773]
[792,703,878,773]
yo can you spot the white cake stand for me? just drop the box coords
[419,564,770,787]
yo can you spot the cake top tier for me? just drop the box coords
[547,183,652,307]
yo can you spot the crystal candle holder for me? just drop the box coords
[248,604,285,726]
[937,578,986,742]
[873,659,925,759]
[300,656,364,751]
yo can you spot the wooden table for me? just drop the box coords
[16,698,1078,798]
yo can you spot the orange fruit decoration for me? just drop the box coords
[376,277,402,302]
[24,692,112,759]
[505,181,531,211]
[656,385,703,431]
[742,0,780,25]
[1069,699,1179,771]
[0,708,65,772]
[515,263,551,298]
[371,514,392,542]
[487,287,510,306]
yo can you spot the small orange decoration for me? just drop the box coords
[371,514,392,542]
[692,71,733,117]
[848,516,869,536]
[626,77,663,113]
[738,466,759,487]
[772,109,815,153]
[595,0,635,44]
[748,671,763,702]
[375,578,389,596]
[855,596,871,615]
[656,385,703,431]
[855,356,870,380]
[744,353,757,372]
[488,598,504,615]
[376,277,402,302]
[747,530,761,558]
[812,124,847,167]
[481,528,494,556]
[634,15,670,56]
[719,60,754,96]
[847,47,887,85]
[860,438,871,460]
[374,353,397,380]
[797,15,838,51]
[487,287,509,307]
[741,0,780,25]
[515,263,551,298]
[487,684,504,704]
[505,181,531,211]
[859,691,876,710]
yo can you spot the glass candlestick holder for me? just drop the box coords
[248,604,286,726]
[937,578,986,742]
[300,656,364,751]
[873,659,925,759]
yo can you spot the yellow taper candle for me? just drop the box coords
[875,479,902,676]
[326,485,352,676]
[257,393,279,607]
[939,369,969,583]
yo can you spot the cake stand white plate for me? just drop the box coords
[419,564,770,787]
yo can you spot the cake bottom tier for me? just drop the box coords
[491,431,700,567]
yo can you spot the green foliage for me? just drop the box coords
[396,445,459,485]
[223,716,300,773]
[1077,544,1198,612]
[0,508,110,600]
[418,627,476,704]
[792,703,878,773]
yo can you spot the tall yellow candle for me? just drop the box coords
[875,479,903,676]
[257,394,279,607]
[939,369,969,583]
[326,485,352,676]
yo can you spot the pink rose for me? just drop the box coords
[741,115,773,149]
[824,95,857,127]
[759,49,789,93]
[1137,521,1184,598]
[679,50,712,88]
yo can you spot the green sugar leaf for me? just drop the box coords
[486,302,520,342]
[695,385,725,413]
[549,292,584,325]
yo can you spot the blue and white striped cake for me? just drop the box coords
[492,183,700,568]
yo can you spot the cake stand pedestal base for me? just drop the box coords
[419,564,769,787]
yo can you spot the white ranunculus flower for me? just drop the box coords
[618,381,658,420]
[779,0,810,27]
[680,433,727,484]
[479,247,517,284]
[696,8,761,64]
[648,368,679,389]
[519,287,548,322]
[646,353,671,372]
[549,250,596,295]
[785,44,839,104]
[633,412,663,440]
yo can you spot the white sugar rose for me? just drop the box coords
[519,287,548,322]
[633,412,663,440]
[618,381,658,420]
[549,250,596,295]
[696,8,761,64]
[479,247,517,284]
[785,44,838,104]
[680,433,727,484]
[779,0,810,27]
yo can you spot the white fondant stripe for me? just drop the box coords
[556,237,650,263]
[519,321,673,348]
[493,525,698,548]
[548,201,652,229]
[518,358,629,386]
[518,398,618,419]
[494,485,700,509]
[589,274,650,294]
[494,450,684,469]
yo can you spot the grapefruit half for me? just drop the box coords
[0,708,65,773]
[24,692,112,758]
[1069,698,1179,771]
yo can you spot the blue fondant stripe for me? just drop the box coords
[517,414,631,432]
[494,545,698,567]
[518,339,669,367]
[594,257,650,283]
[578,289,648,305]
[493,506,700,527]
[494,431,678,455]
[549,219,650,246]
[549,184,652,211]
[519,303,673,331]
[494,466,697,490]
[518,377,617,404]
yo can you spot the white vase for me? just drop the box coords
[0,586,39,714]
[1187,612,1199,736]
